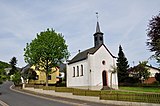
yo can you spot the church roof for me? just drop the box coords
[68,44,116,64]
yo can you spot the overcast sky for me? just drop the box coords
[0,0,160,67]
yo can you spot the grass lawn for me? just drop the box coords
[119,86,160,93]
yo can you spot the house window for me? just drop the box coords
[73,67,75,77]
[81,65,83,76]
[77,66,79,77]
[48,75,51,80]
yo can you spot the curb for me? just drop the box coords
[10,85,89,106]
[22,87,160,106]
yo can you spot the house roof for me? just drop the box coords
[68,44,116,64]
[146,65,160,71]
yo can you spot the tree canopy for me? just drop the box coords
[9,57,18,75]
[24,28,70,86]
[116,45,129,83]
[128,61,150,83]
[147,12,160,63]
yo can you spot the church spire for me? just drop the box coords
[96,21,101,32]
[96,12,101,32]
[94,12,104,47]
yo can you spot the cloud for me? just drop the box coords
[0,0,160,67]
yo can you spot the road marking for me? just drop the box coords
[10,85,89,106]
[0,100,9,106]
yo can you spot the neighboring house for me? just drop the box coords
[143,65,160,84]
[4,68,12,75]
[21,64,60,85]
[67,21,118,90]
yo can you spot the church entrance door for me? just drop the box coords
[102,70,108,86]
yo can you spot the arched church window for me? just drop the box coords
[77,66,79,77]
[95,37,97,41]
[100,37,103,41]
[73,67,75,77]
[81,65,83,76]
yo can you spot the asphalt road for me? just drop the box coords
[0,82,73,106]
[0,81,115,106]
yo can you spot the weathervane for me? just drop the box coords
[96,12,99,22]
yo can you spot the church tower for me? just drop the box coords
[93,21,104,47]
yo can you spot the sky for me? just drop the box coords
[0,0,160,67]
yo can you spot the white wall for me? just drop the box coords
[89,45,118,89]
[67,59,89,87]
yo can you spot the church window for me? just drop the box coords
[73,67,75,77]
[102,60,106,65]
[81,65,83,76]
[95,37,97,41]
[77,66,79,77]
[100,37,103,41]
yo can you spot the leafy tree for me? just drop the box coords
[22,68,37,83]
[128,61,150,83]
[116,45,129,83]
[147,12,160,63]
[155,73,160,83]
[0,61,11,83]
[24,28,70,86]
[11,71,21,85]
[9,57,18,75]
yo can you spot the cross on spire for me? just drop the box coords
[96,12,99,22]
[95,12,101,32]
[94,12,104,47]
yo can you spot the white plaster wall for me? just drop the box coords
[148,68,159,77]
[89,45,118,89]
[67,59,89,87]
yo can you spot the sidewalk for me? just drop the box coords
[23,87,159,106]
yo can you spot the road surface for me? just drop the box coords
[0,81,114,106]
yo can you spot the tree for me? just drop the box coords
[116,45,129,83]
[9,57,18,75]
[22,68,37,83]
[0,61,11,83]
[24,28,70,86]
[11,71,21,85]
[155,73,160,83]
[129,61,150,83]
[147,12,160,63]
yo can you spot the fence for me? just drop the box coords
[24,85,160,104]
[100,93,160,104]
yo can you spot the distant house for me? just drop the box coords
[21,64,60,85]
[67,21,118,90]
[143,65,160,84]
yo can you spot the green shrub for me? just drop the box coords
[55,87,73,93]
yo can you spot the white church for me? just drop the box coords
[67,20,118,90]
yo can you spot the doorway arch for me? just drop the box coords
[102,70,108,86]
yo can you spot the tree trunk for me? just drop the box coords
[110,73,112,89]
[45,59,49,87]
[46,72,48,87]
